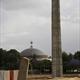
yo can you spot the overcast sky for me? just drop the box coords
[0,0,80,55]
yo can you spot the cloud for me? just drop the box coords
[0,0,80,55]
[60,0,80,23]
[0,0,51,17]
[60,0,80,53]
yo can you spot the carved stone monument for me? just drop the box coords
[17,57,29,80]
[52,0,63,77]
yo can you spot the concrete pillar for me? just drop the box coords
[17,57,29,80]
[52,0,63,77]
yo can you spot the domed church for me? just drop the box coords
[21,41,48,60]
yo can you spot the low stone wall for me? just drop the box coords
[0,70,18,80]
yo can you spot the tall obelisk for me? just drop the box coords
[52,0,63,77]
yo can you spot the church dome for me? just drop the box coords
[21,48,48,59]
[21,42,48,60]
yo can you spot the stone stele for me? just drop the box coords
[17,57,29,80]
[52,0,63,77]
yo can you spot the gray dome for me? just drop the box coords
[21,48,48,59]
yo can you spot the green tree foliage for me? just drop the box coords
[68,53,73,61]
[62,52,74,64]
[40,60,52,73]
[62,51,80,74]
[0,48,7,69]
[0,48,80,74]
[62,52,69,65]
[30,59,51,74]
[74,51,80,60]
[0,48,21,70]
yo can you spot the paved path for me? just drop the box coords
[28,77,80,80]
[28,75,80,80]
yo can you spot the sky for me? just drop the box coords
[0,0,80,55]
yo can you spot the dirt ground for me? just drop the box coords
[28,75,80,80]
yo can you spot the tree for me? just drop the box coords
[5,49,21,69]
[62,52,69,65]
[68,53,73,61]
[40,60,52,73]
[0,48,7,69]
[74,51,80,60]
[30,59,52,74]
[0,48,3,66]
[0,48,21,70]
